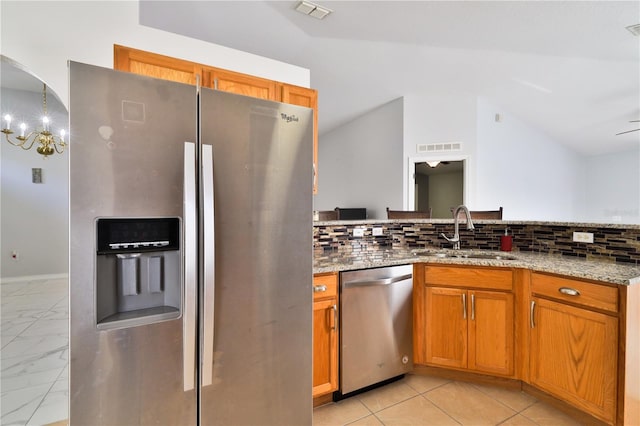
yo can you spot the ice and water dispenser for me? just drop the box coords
[95,218,181,330]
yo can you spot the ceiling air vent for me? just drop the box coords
[416,142,462,153]
[626,24,640,36]
[295,1,332,19]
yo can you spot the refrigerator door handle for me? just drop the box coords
[183,142,197,392]
[202,144,215,387]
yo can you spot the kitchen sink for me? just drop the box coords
[412,250,516,261]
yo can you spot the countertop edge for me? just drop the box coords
[313,249,640,286]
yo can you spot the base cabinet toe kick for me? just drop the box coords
[412,263,639,426]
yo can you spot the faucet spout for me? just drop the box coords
[441,205,475,250]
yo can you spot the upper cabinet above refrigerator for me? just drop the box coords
[113,44,320,193]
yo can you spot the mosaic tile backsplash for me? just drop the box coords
[313,221,640,265]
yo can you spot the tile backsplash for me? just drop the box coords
[313,221,640,265]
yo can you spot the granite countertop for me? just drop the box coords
[313,246,640,286]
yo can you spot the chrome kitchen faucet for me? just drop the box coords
[441,205,475,250]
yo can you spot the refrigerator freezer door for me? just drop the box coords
[69,62,197,424]
[199,89,313,425]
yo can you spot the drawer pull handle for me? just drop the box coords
[558,287,580,296]
[313,285,327,293]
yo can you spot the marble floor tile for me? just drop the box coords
[1,278,69,425]
[2,348,68,379]
[20,319,68,337]
[0,367,63,393]
[0,383,51,425]
[1,295,60,315]
[0,335,67,360]
[27,385,68,426]
[1,315,39,338]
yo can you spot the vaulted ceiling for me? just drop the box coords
[143,1,638,155]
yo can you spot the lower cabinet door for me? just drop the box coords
[468,290,514,376]
[425,287,468,369]
[530,297,618,424]
[312,298,338,397]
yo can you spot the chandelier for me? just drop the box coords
[2,83,67,158]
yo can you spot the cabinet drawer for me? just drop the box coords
[313,273,338,300]
[531,273,618,313]
[424,266,513,291]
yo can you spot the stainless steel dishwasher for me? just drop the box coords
[339,264,413,396]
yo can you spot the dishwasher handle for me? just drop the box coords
[342,273,412,289]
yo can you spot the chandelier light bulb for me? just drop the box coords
[2,84,67,157]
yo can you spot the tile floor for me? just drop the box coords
[313,374,585,426]
[1,277,69,426]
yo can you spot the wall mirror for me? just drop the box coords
[0,54,69,425]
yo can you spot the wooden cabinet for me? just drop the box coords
[417,265,515,377]
[280,84,319,193]
[529,273,618,424]
[114,45,204,85]
[114,45,319,193]
[312,273,338,398]
[206,68,278,100]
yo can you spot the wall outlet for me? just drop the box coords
[372,227,384,236]
[572,232,594,243]
[353,228,365,237]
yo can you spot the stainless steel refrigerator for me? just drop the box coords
[68,61,313,425]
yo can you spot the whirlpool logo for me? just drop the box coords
[280,113,299,123]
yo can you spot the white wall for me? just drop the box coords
[314,98,403,219]
[428,172,464,218]
[475,97,582,221]
[1,88,69,278]
[0,1,310,109]
[580,148,640,224]
[403,94,477,208]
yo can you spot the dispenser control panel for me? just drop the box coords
[96,218,180,254]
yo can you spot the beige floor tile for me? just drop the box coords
[425,381,516,425]
[357,381,419,413]
[375,395,459,426]
[519,402,583,426]
[472,382,538,412]
[346,414,384,425]
[313,398,372,426]
[499,414,539,425]
[403,373,451,394]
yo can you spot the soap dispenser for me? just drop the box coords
[500,228,513,252]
